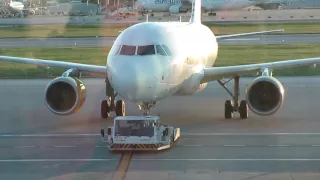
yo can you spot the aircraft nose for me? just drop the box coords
[109,59,165,102]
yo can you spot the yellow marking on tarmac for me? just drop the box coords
[113,152,133,180]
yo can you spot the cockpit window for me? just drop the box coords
[120,45,136,55]
[161,45,172,56]
[137,45,155,56]
[111,45,121,55]
[156,45,167,56]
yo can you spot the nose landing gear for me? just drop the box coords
[139,101,156,116]
[101,78,126,119]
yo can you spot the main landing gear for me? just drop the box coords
[101,79,126,119]
[217,76,248,119]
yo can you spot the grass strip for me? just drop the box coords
[0,44,320,78]
[0,22,319,38]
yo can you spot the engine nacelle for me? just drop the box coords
[44,76,86,115]
[169,5,187,14]
[245,76,285,116]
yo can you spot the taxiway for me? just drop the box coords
[1,9,320,25]
[1,77,320,179]
[1,34,319,48]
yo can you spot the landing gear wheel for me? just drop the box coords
[239,100,248,119]
[101,100,110,118]
[115,100,125,116]
[224,100,233,119]
[219,76,249,120]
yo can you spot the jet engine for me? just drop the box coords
[169,5,188,14]
[245,76,284,116]
[44,76,86,115]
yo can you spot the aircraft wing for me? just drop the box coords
[216,29,284,40]
[0,56,107,76]
[201,57,320,83]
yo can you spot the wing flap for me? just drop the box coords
[202,57,320,83]
[0,56,107,75]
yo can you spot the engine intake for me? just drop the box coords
[45,77,86,115]
[245,76,284,116]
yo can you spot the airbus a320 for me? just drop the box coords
[0,0,319,119]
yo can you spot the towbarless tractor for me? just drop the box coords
[100,116,180,151]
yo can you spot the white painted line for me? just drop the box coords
[223,145,245,147]
[94,146,108,148]
[224,38,260,41]
[54,146,76,148]
[183,133,320,136]
[14,146,35,148]
[0,134,100,137]
[132,158,320,161]
[2,132,320,138]
[3,158,320,162]
[268,145,290,147]
[182,145,203,147]
[0,159,118,162]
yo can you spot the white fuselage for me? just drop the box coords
[107,22,218,105]
[8,1,24,12]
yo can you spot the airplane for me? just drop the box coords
[256,0,307,9]
[0,0,320,120]
[136,0,306,16]
[8,0,24,12]
[3,0,26,17]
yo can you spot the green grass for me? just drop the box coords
[0,24,133,38]
[1,44,320,78]
[0,47,111,77]
[217,44,320,76]
[1,22,319,38]
[207,22,320,35]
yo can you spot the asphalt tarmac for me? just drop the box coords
[2,77,320,179]
[1,9,320,25]
[1,34,319,48]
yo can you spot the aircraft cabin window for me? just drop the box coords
[120,45,136,55]
[137,45,155,55]
[156,45,167,56]
[161,45,172,56]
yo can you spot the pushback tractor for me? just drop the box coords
[100,116,180,151]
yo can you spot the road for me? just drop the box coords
[1,9,320,25]
[1,34,319,48]
[0,16,140,25]
[2,77,320,179]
